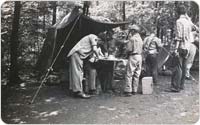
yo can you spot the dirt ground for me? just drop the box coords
[1,71,199,124]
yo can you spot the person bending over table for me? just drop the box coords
[67,33,104,99]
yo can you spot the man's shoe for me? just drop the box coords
[132,92,137,95]
[180,85,185,90]
[154,82,158,86]
[186,76,195,81]
[74,92,91,99]
[124,92,132,97]
[186,76,191,80]
[170,87,180,92]
[88,90,97,96]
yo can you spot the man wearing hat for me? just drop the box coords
[123,24,144,96]
[67,33,104,99]
[143,28,162,85]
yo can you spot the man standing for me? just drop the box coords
[170,5,195,92]
[185,43,197,80]
[185,15,199,80]
[85,46,104,95]
[143,30,162,85]
[67,34,102,98]
[124,25,143,96]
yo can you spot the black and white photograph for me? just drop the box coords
[1,0,199,124]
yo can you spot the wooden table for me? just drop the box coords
[98,58,123,92]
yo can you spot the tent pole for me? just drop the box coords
[29,15,81,104]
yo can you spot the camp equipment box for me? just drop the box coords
[142,77,153,94]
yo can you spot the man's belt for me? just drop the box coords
[148,49,158,54]
[129,53,140,56]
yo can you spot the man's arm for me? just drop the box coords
[174,21,182,52]
[143,37,149,51]
[174,40,180,54]
[156,38,163,49]
[187,15,199,33]
[92,45,99,58]
[192,23,199,33]
[90,35,100,58]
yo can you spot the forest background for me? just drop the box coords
[1,1,199,86]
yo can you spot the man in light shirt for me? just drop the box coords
[123,25,143,96]
[143,29,162,85]
[170,5,198,92]
[185,15,199,80]
[67,34,103,98]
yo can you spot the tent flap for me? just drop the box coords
[36,8,130,73]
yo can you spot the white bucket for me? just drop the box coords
[142,77,153,94]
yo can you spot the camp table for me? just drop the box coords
[98,57,123,91]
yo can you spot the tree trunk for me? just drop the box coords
[9,1,21,85]
[142,1,145,4]
[157,26,160,38]
[174,1,179,20]
[161,29,164,41]
[43,13,46,34]
[155,1,159,36]
[155,1,158,8]
[190,1,199,23]
[52,1,57,25]
[83,1,91,16]
[122,1,126,30]
[96,1,99,6]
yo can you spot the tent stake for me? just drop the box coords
[29,15,81,104]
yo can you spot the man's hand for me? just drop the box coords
[124,40,129,44]
[98,55,104,60]
[173,49,179,57]
[98,48,104,57]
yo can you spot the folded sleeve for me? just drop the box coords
[89,34,98,46]
[155,38,162,48]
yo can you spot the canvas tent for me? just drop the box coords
[36,7,130,74]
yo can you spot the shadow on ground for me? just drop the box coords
[1,71,199,124]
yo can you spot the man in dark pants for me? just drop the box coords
[171,49,187,92]
[170,5,197,92]
[143,30,162,85]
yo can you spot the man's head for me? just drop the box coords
[106,30,114,41]
[129,24,140,34]
[149,27,156,36]
[177,5,186,16]
[97,32,106,44]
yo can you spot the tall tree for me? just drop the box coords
[9,1,22,85]
[83,1,91,16]
[189,1,199,23]
[122,1,126,29]
[51,1,57,25]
